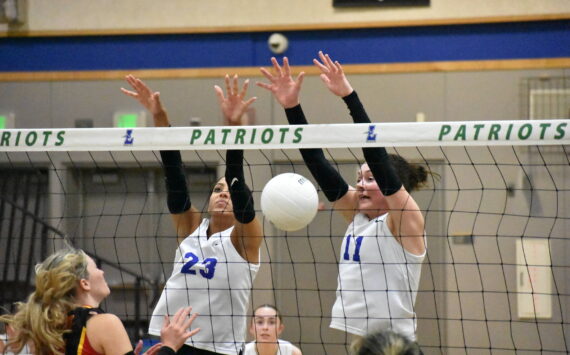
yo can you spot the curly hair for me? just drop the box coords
[0,248,89,355]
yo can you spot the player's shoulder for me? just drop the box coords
[87,313,122,329]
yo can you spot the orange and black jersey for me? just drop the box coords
[63,306,177,355]
[64,307,105,355]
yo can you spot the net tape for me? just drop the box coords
[0,120,568,152]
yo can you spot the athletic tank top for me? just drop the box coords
[64,307,104,355]
[243,339,295,355]
[330,213,425,341]
[149,218,260,355]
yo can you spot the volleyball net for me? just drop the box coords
[0,119,568,354]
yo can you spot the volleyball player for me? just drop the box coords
[122,74,263,355]
[257,53,428,341]
[244,305,302,355]
[0,248,199,355]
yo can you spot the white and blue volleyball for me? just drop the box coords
[261,173,318,231]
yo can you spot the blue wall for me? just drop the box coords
[1,20,569,72]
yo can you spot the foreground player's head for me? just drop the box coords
[35,248,94,301]
[350,330,423,355]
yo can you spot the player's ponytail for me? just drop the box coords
[389,154,430,193]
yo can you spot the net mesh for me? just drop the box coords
[1,120,569,354]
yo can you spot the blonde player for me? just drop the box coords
[0,248,198,355]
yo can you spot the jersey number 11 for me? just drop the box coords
[343,235,364,262]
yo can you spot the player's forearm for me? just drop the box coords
[225,150,255,224]
[284,105,348,202]
[342,91,403,196]
[160,151,191,214]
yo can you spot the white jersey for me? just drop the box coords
[149,218,260,355]
[330,213,425,341]
[243,339,296,355]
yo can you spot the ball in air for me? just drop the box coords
[261,173,318,231]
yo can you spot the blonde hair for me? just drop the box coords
[0,248,89,355]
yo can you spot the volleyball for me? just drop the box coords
[261,173,319,231]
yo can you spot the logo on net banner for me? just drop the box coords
[366,125,377,142]
[123,129,134,145]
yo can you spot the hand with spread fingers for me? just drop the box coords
[160,306,200,352]
[121,75,169,127]
[214,74,257,126]
[257,57,305,109]
[313,51,353,98]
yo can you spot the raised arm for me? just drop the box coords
[121,75,170,127]
[315,52,425,255]
[215,75,263,263]
[257,57,357,222]
[122,75,201,242]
